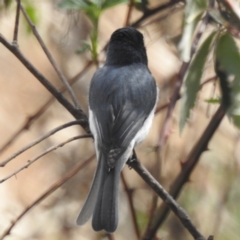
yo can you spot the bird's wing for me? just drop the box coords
[89,64,157,150]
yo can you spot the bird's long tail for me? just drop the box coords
[92,153,121,232]
[76,153,104,226]
[76,149,128,233]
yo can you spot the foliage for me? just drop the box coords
[58,0,129,62]
[178,0,208,62]
[180,31,218,131]
[215,32,240,128]
[180,0,240,131]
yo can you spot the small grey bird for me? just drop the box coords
[76,27,158,232]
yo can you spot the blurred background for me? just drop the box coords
[0,0,240,239]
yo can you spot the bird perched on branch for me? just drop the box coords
[76,27,158,232]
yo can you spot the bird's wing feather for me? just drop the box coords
[89,63,157,150]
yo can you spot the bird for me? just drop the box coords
[76,27,158,233]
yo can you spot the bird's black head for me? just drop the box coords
[105,27,148,66]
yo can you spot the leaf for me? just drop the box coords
[205,98,221,104]
[180,31,217,132]
[178,0,208,62]
[215,32,240,129]
[102,0,129,10]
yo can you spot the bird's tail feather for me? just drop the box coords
[76,155,104,225]
[92,147,131,232]
[92,159,121,232]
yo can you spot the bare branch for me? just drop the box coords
[0,61,93,154]
[0,120,91,167]
[106,233,115,240]
[20,4,80,108]
[13,0,21,44]
[124,0,135,26]
[127,157,207,240]
[131,0,185,28]
[0,134,92,183]
[143,103,226,240]
[0,154,94,240]
[145,0,214,236]
[121,172,140,239]
[0,34,89,132]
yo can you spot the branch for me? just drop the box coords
[0,120,91,167]
[0,34,89,132]
[124,0,135,26]
[20,4,80,108]
[106,233,115,240]
[0,61,92,154]
[0,134,92,183]
[131,0,185,28]
[0,154,94,240]
[127,158,207,240]
[145,0,215,236]
[13,0,21,44]
[121,172,140,239]
[143,103,226,240]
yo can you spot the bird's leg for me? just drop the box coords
[127,149,138,169]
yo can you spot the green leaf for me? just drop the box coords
[180,31,217,132]
[178,0,208,62]
[205,98,221,104]
[232,115,240,128]
[215,32,240,129]
[102,0,129,10]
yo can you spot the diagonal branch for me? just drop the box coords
[0,154,94,240]
[131,0,185,28]
[127,158,207,240]
[0,134,92,183]
[144,0,215,236]
[143,103,226,240]
[20,4,80,108]
[13,0,21,44]
[0,120,92,167]
[121,172,140,239]
[0,61,92,154]
[0,34,89,132]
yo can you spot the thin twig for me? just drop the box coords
[106,233,115,240]
[20,4,80,109]
[0,134,92,183]
[143,103,226,240]
[154,75,216,114]
[0,120,91,167]
[127,158,207,240]
[121,172,140,239]
[0,34,89,132]
[131,0,185,28]
[0,154,94,240]
[124,0,135,26]
[0,61,93,154]
[13,0,21,44]
[145,0,214,235]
